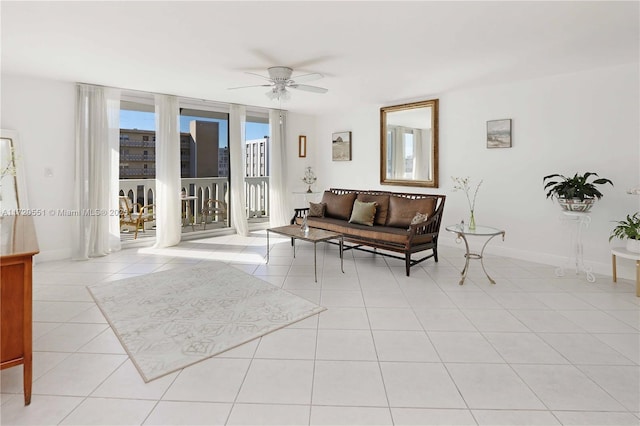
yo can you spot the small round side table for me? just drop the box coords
[445,224,505,285]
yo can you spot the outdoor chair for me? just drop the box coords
[201,199,227,229]
[119,196,154,239]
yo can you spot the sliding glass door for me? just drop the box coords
[245,111,270,223]
[179,107,229,231]
[116,92,271,242]
[119,98,157,241]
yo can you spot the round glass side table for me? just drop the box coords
[445,224,506,285]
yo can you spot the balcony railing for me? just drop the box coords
[245,176,269,218]
[119,176,269,225]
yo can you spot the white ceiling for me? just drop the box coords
[2,1,638,115]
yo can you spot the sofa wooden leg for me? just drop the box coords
[434,248,439,262]
[405,255,411,276]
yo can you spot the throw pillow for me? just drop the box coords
[321,191,358,220]
[357,193,390,226]
[308,202,326,217]
[386,196,436,228]
[349,199,378,226]
[408,212,429,230]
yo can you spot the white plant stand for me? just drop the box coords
[556,211,595,282]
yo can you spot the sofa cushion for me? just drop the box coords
[296,217,433,246]
[321,191,357,220]
[386,196,436,228]
[296,216,435,246]
[304,217,411,245]
[308,202,326,217]
[349,199,377,226]
[357,193,390,225]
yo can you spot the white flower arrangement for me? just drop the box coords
[626,186,640,195]
[452,176,483,213]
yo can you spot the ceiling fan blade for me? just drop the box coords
[228,84,273,90]
[244,71,272,81]
[291,72,323,83]
[289,84,328,94]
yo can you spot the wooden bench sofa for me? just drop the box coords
[291,188,446,276]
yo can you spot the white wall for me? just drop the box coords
[4,64,639,281]
[1,74,76,261]
[312,63,640,279]
[284,112,317,212]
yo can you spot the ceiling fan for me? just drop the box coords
[229,66,328,101]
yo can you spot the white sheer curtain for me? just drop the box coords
[229,104,249,236]
[269,109,289,227]
[72,84,121,260]
[392,126,406,179]
[153,94,181,248]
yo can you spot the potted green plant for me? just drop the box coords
[610,212,640,253]
[543,172,613,212]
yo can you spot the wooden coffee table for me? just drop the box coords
[267,225,343,282]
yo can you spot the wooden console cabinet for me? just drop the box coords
[1,215,39,405]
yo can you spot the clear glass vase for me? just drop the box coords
[469,210,476,231]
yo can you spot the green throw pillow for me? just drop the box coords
[349,199,377,226]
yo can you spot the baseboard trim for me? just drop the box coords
[439,240,636,281]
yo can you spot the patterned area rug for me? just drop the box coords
[88,262,326,382]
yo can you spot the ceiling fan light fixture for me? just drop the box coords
[266,86,290,101]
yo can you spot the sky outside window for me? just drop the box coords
[120,110,268,143]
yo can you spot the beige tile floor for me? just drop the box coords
[1,231,639,425]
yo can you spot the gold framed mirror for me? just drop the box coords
[380,99,439,188]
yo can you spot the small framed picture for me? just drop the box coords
[332,131,352,161]
[298,135,307,158]
[487,119,512,148]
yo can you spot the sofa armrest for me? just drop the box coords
[290,208,310,225]
[407,212,442,243]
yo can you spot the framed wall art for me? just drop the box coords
[487,119,512,148]
[298,135,307,158]
[332,131,352,161]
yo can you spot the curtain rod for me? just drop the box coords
[76,81,287,113]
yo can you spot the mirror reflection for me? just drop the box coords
[1,137,19,210]
[380,99,438,188]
